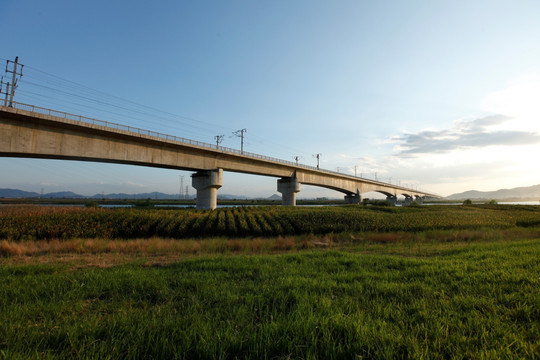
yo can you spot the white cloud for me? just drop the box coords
[392,115,540,155]
[125,181,146,188]
[39,182,60,187]
[372,74,540,196]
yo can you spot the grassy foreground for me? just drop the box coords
[1,237,539,359]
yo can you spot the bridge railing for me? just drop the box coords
[2,101,433,195]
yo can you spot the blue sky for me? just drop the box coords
[2,0,540,198]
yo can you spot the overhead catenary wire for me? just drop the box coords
[17,72,215,140]
[7,60,332,169]
[22,65,233,132]
[13,66,312,157]
[15,87,209,140]
[19,76,222,139]
[20,65,302,155]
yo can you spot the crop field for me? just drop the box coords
[0,205,539,359]
[1,203,540,241]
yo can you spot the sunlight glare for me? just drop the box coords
[483,74,540,132]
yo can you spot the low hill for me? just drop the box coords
[0,188,40,198]
[0,188,280,201]
[446,184,540,200]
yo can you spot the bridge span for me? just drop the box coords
[0,102,440,209]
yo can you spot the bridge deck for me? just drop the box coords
[0,102,440,204]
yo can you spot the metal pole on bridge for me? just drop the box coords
[6,56,24,107]
[3,82,9,106]
[214,134,224,149]
[313,153,321,169]
[233,129,247,154]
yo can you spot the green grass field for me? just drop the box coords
[0,205,539,358]
[1,238,538,358]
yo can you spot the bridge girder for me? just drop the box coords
[1,105,440,208]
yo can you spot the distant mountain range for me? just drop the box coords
[0,188,280,201]
[3,184,540,201]
[445,184,540,200]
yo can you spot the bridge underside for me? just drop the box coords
[1,106,438,209]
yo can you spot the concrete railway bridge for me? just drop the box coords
[0,103,440,209]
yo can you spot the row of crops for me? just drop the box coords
[1,204,540,240]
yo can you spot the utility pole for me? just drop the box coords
[313,153,321,169]
[233,129,247,154]
[4,56,23,107]
[214,134,224,149]
[293,156,302,165]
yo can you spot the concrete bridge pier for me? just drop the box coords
[344,192,361,204]
[403,195,413,206]
[191,169,223,210]
[415,195,424,205]
[278,177,300,206]
[386,195,398,206]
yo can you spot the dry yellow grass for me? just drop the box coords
[2,227,539,269]
[0,236,304,259]
[0,204,102,216]
[0,227,531,259]
[0,236,311,269]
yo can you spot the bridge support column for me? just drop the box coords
[415,195,424,205]
[403,195,413,206]
[386,195,398,206]
[344,193,361,204]
[278,177,300,206]
[192,169,223,210]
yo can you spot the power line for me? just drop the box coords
[7,60,322,168]
[23,64,230,132]
[21,80,218,135]
[23,65,312,162]
[23,64,308,161]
